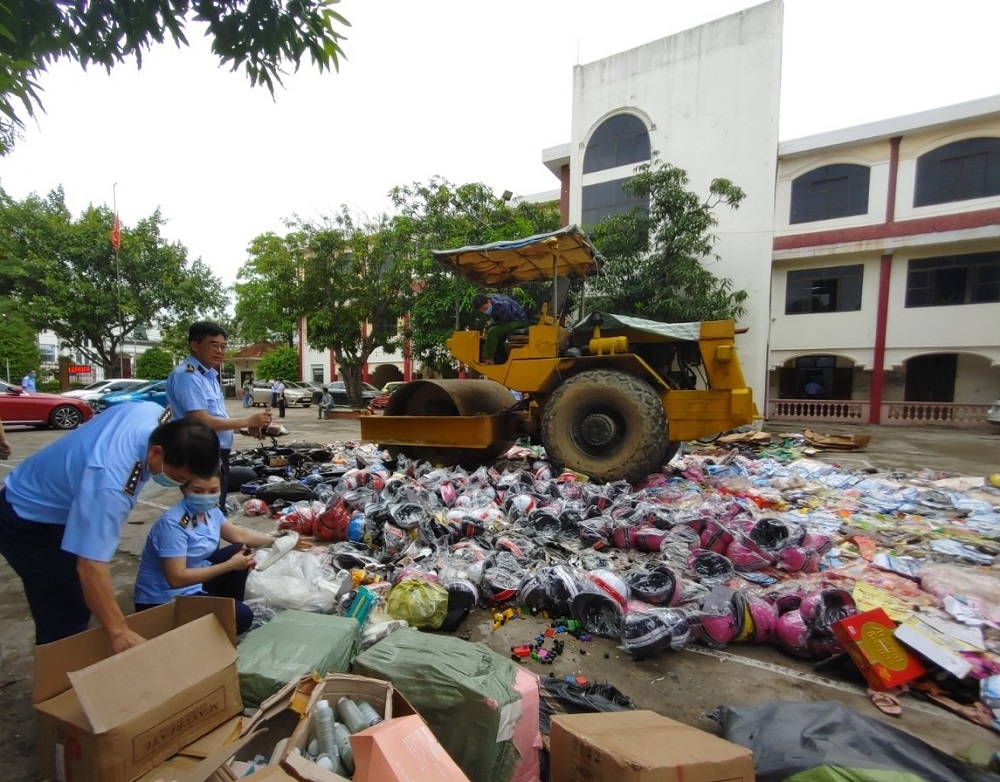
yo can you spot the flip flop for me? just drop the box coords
[868,688,902,717]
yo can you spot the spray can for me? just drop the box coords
[356,700,383,727]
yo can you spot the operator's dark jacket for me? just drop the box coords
[488,294,528,324]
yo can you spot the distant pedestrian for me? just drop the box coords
[242,378,253,408]
[319,386,335,419]
[269,378,278,408]
[275,378,287,418]
[20,370,36,393]
[804,377,824,399]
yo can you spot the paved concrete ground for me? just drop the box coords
[0,403,998,779]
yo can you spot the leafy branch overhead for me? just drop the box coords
[0,0,350,151]
[590,158,749,323]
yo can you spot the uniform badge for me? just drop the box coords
[179,511,191,529]
[185,364,195,373]
[158,405,173,425]
[123,461,143,496]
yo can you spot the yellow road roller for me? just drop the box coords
[360,225,755,482]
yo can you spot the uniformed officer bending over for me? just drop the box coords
[0,402,219,650]
[167,321,273,512]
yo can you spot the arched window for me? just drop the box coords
[583,114,651,174]
[790,164,870,224]
[581,179,649,226]
[914,137,1000,206]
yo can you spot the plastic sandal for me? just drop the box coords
[868,688,902,717]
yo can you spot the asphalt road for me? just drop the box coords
[0,402,998,780]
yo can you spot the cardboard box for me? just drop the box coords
[34,596,242,782]
[832,607,926,690]
[281,673,415,782]
[894,614,983,679]
[550,710,754,782]
[351,714,470,782]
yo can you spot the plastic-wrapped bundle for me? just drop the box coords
[516,564,582,617]
[619,604,691,657]
[687,549,736,585]
[622,565,683,607]
[570,588,624,638]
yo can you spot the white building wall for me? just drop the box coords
[569,1,783,402]
[768,254,881,369]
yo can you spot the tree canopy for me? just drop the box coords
[135,346,175,379]
[590,159,749,323]
[297,209,421,407]
[0,299,40,383]
[389,178,560,373]
[234,231,307,348]
[0,186,227,377]
[0,0,350,154]
[255,346,300,384]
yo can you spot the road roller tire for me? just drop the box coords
[541,370,669,483]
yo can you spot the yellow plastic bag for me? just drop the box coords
[386,578,449,629]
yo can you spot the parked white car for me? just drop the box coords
[988,399,1000,425]
[61,378,150,404]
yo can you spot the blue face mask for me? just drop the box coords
[484,303,493,316]
[184,493,220,514]
[151,470,185,489]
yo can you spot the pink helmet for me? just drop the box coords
[776,546,820,573]
[726,539,775,571]
[691,607,738,649]
[699,520,735,555]
[775,610,811,658]
[799,588,857,632]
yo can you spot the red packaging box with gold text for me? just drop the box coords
[833,608,926,691]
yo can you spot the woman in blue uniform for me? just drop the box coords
[134,469,276,634]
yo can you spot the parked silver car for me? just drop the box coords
[61,378,150,404]
[247,380,311,407]
[988,399,1000,426]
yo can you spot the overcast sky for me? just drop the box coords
[2,0,999,289]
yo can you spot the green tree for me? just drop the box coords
[0,186,228,377]
[298,210,420,408]
[254,346,299,384]
[589,158,748,323]
[135,346,175,379]
[233,231,306,348]
[389,179,560,373]
[0,299,39,383]
[0,0,349,154]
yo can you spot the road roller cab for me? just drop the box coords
[360,225,756,483]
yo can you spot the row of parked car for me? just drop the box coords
[0,375,408,430]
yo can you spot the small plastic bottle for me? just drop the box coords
[356,700,383,727]
[313,700,340,759]
[337,696,369,733]
[333,722,355,775]
[316,752,346,774]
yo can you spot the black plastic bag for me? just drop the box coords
[714,701,997,782]
[538,677,635,736]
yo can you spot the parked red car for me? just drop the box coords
[369,381,405,413]
[0,380,94,429]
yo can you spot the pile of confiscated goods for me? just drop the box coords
[128,433,1000,780]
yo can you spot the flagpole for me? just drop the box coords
[113,183,124,378]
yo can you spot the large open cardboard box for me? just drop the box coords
[34,596,241,782]
[550,710,755,782]
[281,673,416,782]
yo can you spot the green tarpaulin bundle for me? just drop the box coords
[237,609,359,709]
[353,628,522,782]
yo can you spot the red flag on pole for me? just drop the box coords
[110,214,121,251]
